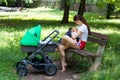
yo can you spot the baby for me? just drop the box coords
[71,28,78,37]
[66,27,79,42]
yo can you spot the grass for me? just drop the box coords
[0,7,120,80]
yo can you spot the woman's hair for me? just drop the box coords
[73,15,91,35]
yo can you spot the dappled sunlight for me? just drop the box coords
[0,8,119,23]
[26,7,57,12]
[0,7,63,21]
[0,31,24,48]
[89,19,120,24]
[105,19,120,24]
[92,28,120,34]
[0,12,62,20]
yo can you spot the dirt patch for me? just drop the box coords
[22,61,79,80]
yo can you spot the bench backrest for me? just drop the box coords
[88,32,109,45]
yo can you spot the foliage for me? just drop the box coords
[24,0,34,4]
[86,0,120,8]
[66,0,74,6]
[86,0,120,18]
[0,0,35,6]
[104,0,120,11]
[80,64,120,80]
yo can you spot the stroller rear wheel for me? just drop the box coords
[17,66,28,77]
[45,63,57,76]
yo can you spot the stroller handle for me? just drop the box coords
[42,30,59,42]
[38,30,60,50]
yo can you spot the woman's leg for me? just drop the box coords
[56,35,79,52]
[62,35,80,49]
[58,44,68,72]
[59,35,80,72]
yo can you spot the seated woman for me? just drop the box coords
[57,15,91,72]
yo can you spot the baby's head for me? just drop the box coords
[72,28,78,32]
[68,27,72,31]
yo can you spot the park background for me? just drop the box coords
[0,0,120,80]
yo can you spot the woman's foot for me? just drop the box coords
[61,63,67,72]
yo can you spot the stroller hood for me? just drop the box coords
[20,25,41,46]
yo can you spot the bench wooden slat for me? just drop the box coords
[68,49,89,57]
[90,32,108,40]
[88,37,107,45]
[67,48,100,57]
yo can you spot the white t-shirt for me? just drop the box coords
[78,24,88,42]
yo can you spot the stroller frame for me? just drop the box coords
[16,30,59,77]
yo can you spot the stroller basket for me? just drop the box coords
[21,42,58,52]
[21,46,37,53]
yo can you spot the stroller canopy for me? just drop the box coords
[20,25,41,46]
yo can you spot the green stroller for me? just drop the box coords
[16,25,59,77]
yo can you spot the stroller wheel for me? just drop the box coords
[16,62,26,69]
[17,66,28,77]
[45,63,57,76]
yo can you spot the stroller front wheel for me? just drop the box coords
[16,66,28,77]
[45,63,57,76]
[16,62,26,69]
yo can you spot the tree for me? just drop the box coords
[61,0,87,23]
[102,0,120,19]
[78,0,86,16]
[61,0,70,24]
[88,0,120,19]
[106,3,115,19]
[3,0,8,6]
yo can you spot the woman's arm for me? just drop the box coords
[72,31,82,39]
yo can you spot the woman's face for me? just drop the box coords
[74,20,83,25]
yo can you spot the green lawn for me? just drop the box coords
[0,7,120,80]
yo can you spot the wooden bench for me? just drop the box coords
[66,31,109,71]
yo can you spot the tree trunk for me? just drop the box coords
[106,4,111,19]
[78,0,86,16]
[106,4,114,19]
[16,0,23,11]
[61,0,70,24]
[21,0,23,9]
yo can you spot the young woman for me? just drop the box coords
[58,15,91,72]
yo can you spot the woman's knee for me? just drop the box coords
[59,45,64,51]
[62,35,70,41]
